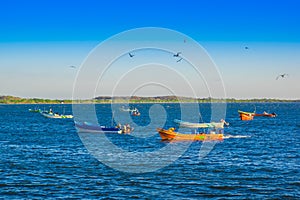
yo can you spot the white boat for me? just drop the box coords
[40,111,73,119]
[119,106,137,112]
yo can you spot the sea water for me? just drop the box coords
[0,103,299,199]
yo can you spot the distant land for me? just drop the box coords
[0,95,299,104]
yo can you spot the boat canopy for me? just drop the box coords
[238,110,255,115]
[174,119,225,129]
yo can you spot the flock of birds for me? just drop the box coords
[67,42,289,81]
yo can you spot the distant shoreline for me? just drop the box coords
[1,95,299,104]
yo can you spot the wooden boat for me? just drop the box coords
[157,128,223,141]
[40,111,73,119]
[238,110,255,121]
[75,121,132,134]
[238,110,277,120]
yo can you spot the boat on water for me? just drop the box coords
[238,110,255,121]
[238,110,277,120]
[119,106,141,116]
[131,109,140,116]
[28,108,41,113]
[158,120,227,141]
[75,121,132,134]
[40,111,73,119]
[120,106,137,112]
[157,128,224,141]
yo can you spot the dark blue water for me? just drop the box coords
[0,103,299,199]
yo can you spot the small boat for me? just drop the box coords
[157,128,224,141]
[238,110,255,121]
[238,110,277,120]
[158,120,227,141]
[40,111,73,119]
[28,108,41,113]
[131,109,140,116]
[75,121,132,134]
[120,106,137,112]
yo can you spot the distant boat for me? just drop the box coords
[238,110,255,121]
[75,121,132,134]
[119,106,137,112]
[238,110,277,120]
[40,111,73,119]
[28,108,41,113]
[131,109,140,116]
[120,106,141,116]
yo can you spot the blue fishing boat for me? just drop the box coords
[75,121,132,134]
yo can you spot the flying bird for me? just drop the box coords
[276,73,289,80]
[68,65,76,69]
[173,52,181,57]
[176,58,183,62]
[129,53,135,58]
[245,46,249,50]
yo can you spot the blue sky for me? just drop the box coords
[0,0,299,99]
[1,0,299,42]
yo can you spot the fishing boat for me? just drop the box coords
[238,110,255,121]
[28,108,41,113]
[120,106,137,112]
[131,109,140,116]
[75,121,132,134]
[40,111,73,119]
[157,128,224,141]
[157,120,227,141]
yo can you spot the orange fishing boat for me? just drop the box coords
[238,110,255,121]
[157,128,224,141]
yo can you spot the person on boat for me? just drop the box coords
[168,127,175,132]
[49,108,53,114]
[116,123,121,129]
[220,119,229,126]
[123,124,127,133]
[125,124,131,134]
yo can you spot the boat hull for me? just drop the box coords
[238,110,254,121]
[157,128,223,141]
[40,112,73,119]
[75,122,123,134]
